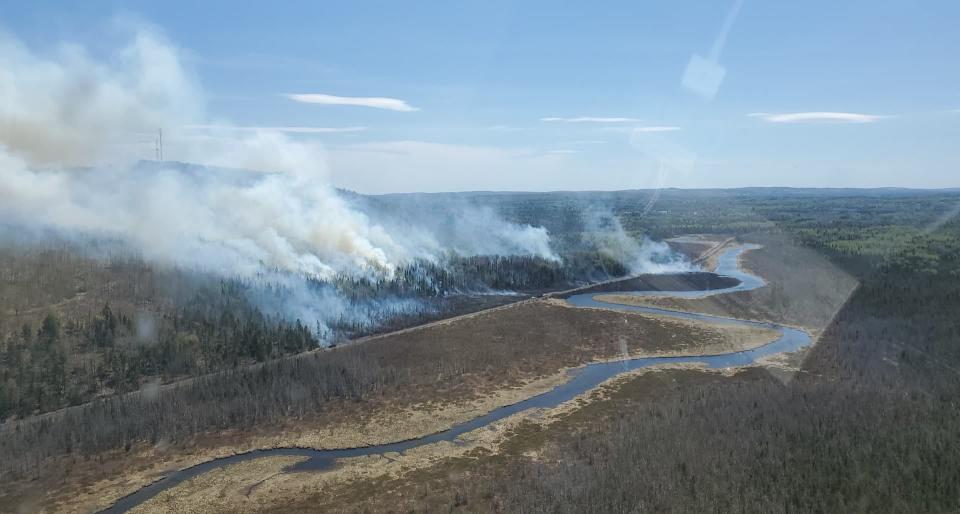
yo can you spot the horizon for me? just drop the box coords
[2,1,959,192]
[143,160,960,195]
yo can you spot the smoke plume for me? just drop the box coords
[0,26,693,341]
[0,28,554,279]
[580,209,694,274]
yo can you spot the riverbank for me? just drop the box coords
[90,243,812,514]
[1,240,800,513]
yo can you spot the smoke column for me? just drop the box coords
[0,25,694,340]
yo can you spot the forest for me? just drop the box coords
[283,189,960,513]
[249,190,960,513]
[1,188,959,513]
[390,206,960,513]
[0,214,643,421]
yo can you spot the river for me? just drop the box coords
[102,244,810,513]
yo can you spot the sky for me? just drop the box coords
[2,0,959,192]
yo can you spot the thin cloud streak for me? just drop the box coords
[599,126,682,134]
[748,111,890,123]
[287,93,418,112]
[542,116,641,123]
[632,126,682,133]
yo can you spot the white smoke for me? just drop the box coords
[0,26,696,345]
[349,198,559,263]
[0,29,201,167]
[0,27,556,279]
[580,209,695,274]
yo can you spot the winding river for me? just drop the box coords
[102,244,811,513]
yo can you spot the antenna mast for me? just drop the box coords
[158,128,164,161]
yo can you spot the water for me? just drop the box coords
[102,244,809,513]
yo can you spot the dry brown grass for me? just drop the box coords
[580,297,779,355]
[129,363,751,514]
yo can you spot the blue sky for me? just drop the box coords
[3,0,959,192]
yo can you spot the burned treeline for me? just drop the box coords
[0,193,678,423]
[0,241,643,421]
[328,253,628,301]
[558,272,740,298]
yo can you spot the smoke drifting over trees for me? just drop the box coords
[0,26,691,338]
[0,27,555,278]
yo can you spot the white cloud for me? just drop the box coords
[632,126,682,133]
[748,112,890,123]
[184,124,366,134]
[546,149,577,154]
[286,93,418,112]
[598,125,681,134]
[542,116,641,123]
